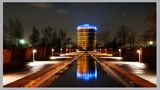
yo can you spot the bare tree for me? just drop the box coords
[145,5,156,45]
[127,30,137,47]
[97,29,110,47]
[115,25,129,48]
[140,30,151,47]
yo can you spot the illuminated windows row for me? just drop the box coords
[77,32,96,36]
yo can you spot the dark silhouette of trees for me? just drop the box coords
[115,25,129,48]
[35,27,69,50]
[145,5,156,45]
[4,18,24,48]
[97,29,111,48]
[40,26,53,47]
[3,24,9,48]
[58,29,67,48]
[127,30,137,47]
[108,38,118,49]
[29,26,40,47]
[51,29,58,49]
[64,37,72,48]
[140,30,152,47]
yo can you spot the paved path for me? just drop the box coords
[3,61,61,86]
[93,52,156,84]
[108,61,156,84]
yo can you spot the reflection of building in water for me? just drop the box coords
[77,24,97,51]
[77,54,97,80]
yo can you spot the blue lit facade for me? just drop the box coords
[77,24,97,51]
[77,24,97,30]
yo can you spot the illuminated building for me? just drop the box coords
[77,24,97,51]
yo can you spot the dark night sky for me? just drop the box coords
[3,3,155,43]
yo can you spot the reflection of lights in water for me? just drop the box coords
[100,57,123,60]
[76,54,97,81]
[77,70,97,80]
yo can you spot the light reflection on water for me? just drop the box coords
[76,54,97,80]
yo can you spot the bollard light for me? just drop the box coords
[137,50,140,54]
[66,48,68,53]
[33,49,37,53]
[60,48,63,53]
[137,49,141,63]
[105,48,107,54]
[52,48,54,56]
[118,49,121,57]
[76,49,79,52]
[32,49,37,62]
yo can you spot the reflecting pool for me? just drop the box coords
[49,52,123,87]
[77,54,97,80]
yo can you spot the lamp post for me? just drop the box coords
[149,41,153,47]
[76,49,79,52]
[137,48,142,63]
[118,49,121,57]
[66,48,68,53]
[19,39,25,45]
[105,48,107,54]
[137,50,140,63]
[32,49,37,62]
[52,48,54,56]
[18,39,26,48]
[60,48,63,54]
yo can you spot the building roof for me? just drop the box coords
[77,24,97,30]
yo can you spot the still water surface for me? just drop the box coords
[49,53,124,87]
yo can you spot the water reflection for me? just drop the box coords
[76,54,97,80]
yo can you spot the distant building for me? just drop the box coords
[77,24,97,51]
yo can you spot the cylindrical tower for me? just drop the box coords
[77,24,97,51]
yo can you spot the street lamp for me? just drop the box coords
[66,48,68,53]
[32,49,37,62]
[19,39,26,45]
[137,49,141,63]
[149,41,153,46]
[105,48,107,54]
[76,49,79,52]
[118,49,121,57]
[60,48,63,54]
[52,48,54,56]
